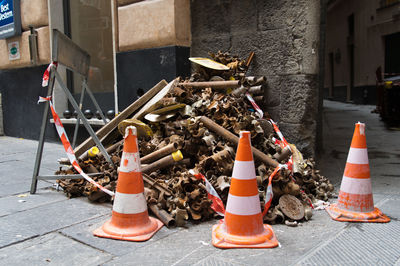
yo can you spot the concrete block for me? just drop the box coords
[191,34,231,57]
[118,0,191,52]
[265,105,281,122]
[279,121,317,157]
[280,74,318,124]
[20,0,49,31]
[0,26,50,70]
[230,0,257,33]
[293,25,320,75]
[264,75,282,107]
[231,30,302,76]
[0,233,112,265]
[191,1,231,37]
[257,0,320,31]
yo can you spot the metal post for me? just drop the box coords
[31,66,56,194]
[72,84,86,148]
[54,71,114,166]
[83,80,107,123]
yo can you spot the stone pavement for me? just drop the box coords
[0,100,399,265]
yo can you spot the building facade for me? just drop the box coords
[324,0,400,104]
[0,0,323,157]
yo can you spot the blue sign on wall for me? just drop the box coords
[0,0,21,39]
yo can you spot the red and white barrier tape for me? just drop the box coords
[38,96,115,197]
[262,164,286,216]
[269,119,289,147]
[189,170,225,216]
[269,121,313,208]
[245,92,263,118]
[42,62,58,87]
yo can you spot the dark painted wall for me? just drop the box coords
[116,46,190,111]
[0,65,59,141]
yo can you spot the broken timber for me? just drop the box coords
[74,80,168,158]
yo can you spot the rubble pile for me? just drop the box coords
[56,51,334,226]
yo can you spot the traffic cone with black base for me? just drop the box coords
[326,122,390,223]
[212,131,279,249]
[93,126,163,241]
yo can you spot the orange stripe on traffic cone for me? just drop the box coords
[212,131,279,248]
[93,126,163,241]
[326,122,390,223]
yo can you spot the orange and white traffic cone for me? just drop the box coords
[93,126,163,241]
[212,131,279,248]
[326,122,390,223]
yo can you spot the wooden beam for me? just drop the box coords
[133,79,178,120]
[74,79,168,157]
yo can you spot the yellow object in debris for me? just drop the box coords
[151,104,186,115]
[385,81,393,89]
[118,118,153,137]
[171,150,183,162]
[88,147,99,157]
[189,57,230,70]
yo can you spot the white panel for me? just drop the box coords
[113,192,147,214]
[231,161,256,180]
[346,147,369,164]
[119,152,141,173]
[340,176,372,195]
[225,195,261,216]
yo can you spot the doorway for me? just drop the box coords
[65,0,115,111]
[385,32,400,75]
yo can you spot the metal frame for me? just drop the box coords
[30,29,113,194]
[71,80,107,148]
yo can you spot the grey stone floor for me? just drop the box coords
[0,100,399,265]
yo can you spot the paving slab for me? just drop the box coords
[0,188,66,217]
[0,232,112,266]
[60,214,181,256]
[105,209,349,266]
[0,197,110,248]
[296,196,400,266]
[0,218,38,248]
[104,220,219,266]
[1,101,400,265]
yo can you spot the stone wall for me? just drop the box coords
[191,0,321,157]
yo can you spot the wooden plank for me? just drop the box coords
[74,79,168,157]
[133,79,178,120]
[52,29,91,77]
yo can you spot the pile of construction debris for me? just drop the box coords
[56,51,334,227]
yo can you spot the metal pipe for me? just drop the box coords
[199,116,279,167]
[142,151,183,174]
[178,80,240,90]
[253,96,264,102]
[248,85,263,95]
[142,173,172,196]
[273,146,292,162]
[172,86,187,98]
[141,143,178,164]
[149,204,176,227]
[245,51,255,68]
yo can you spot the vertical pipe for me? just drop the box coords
[111,0,119,115]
